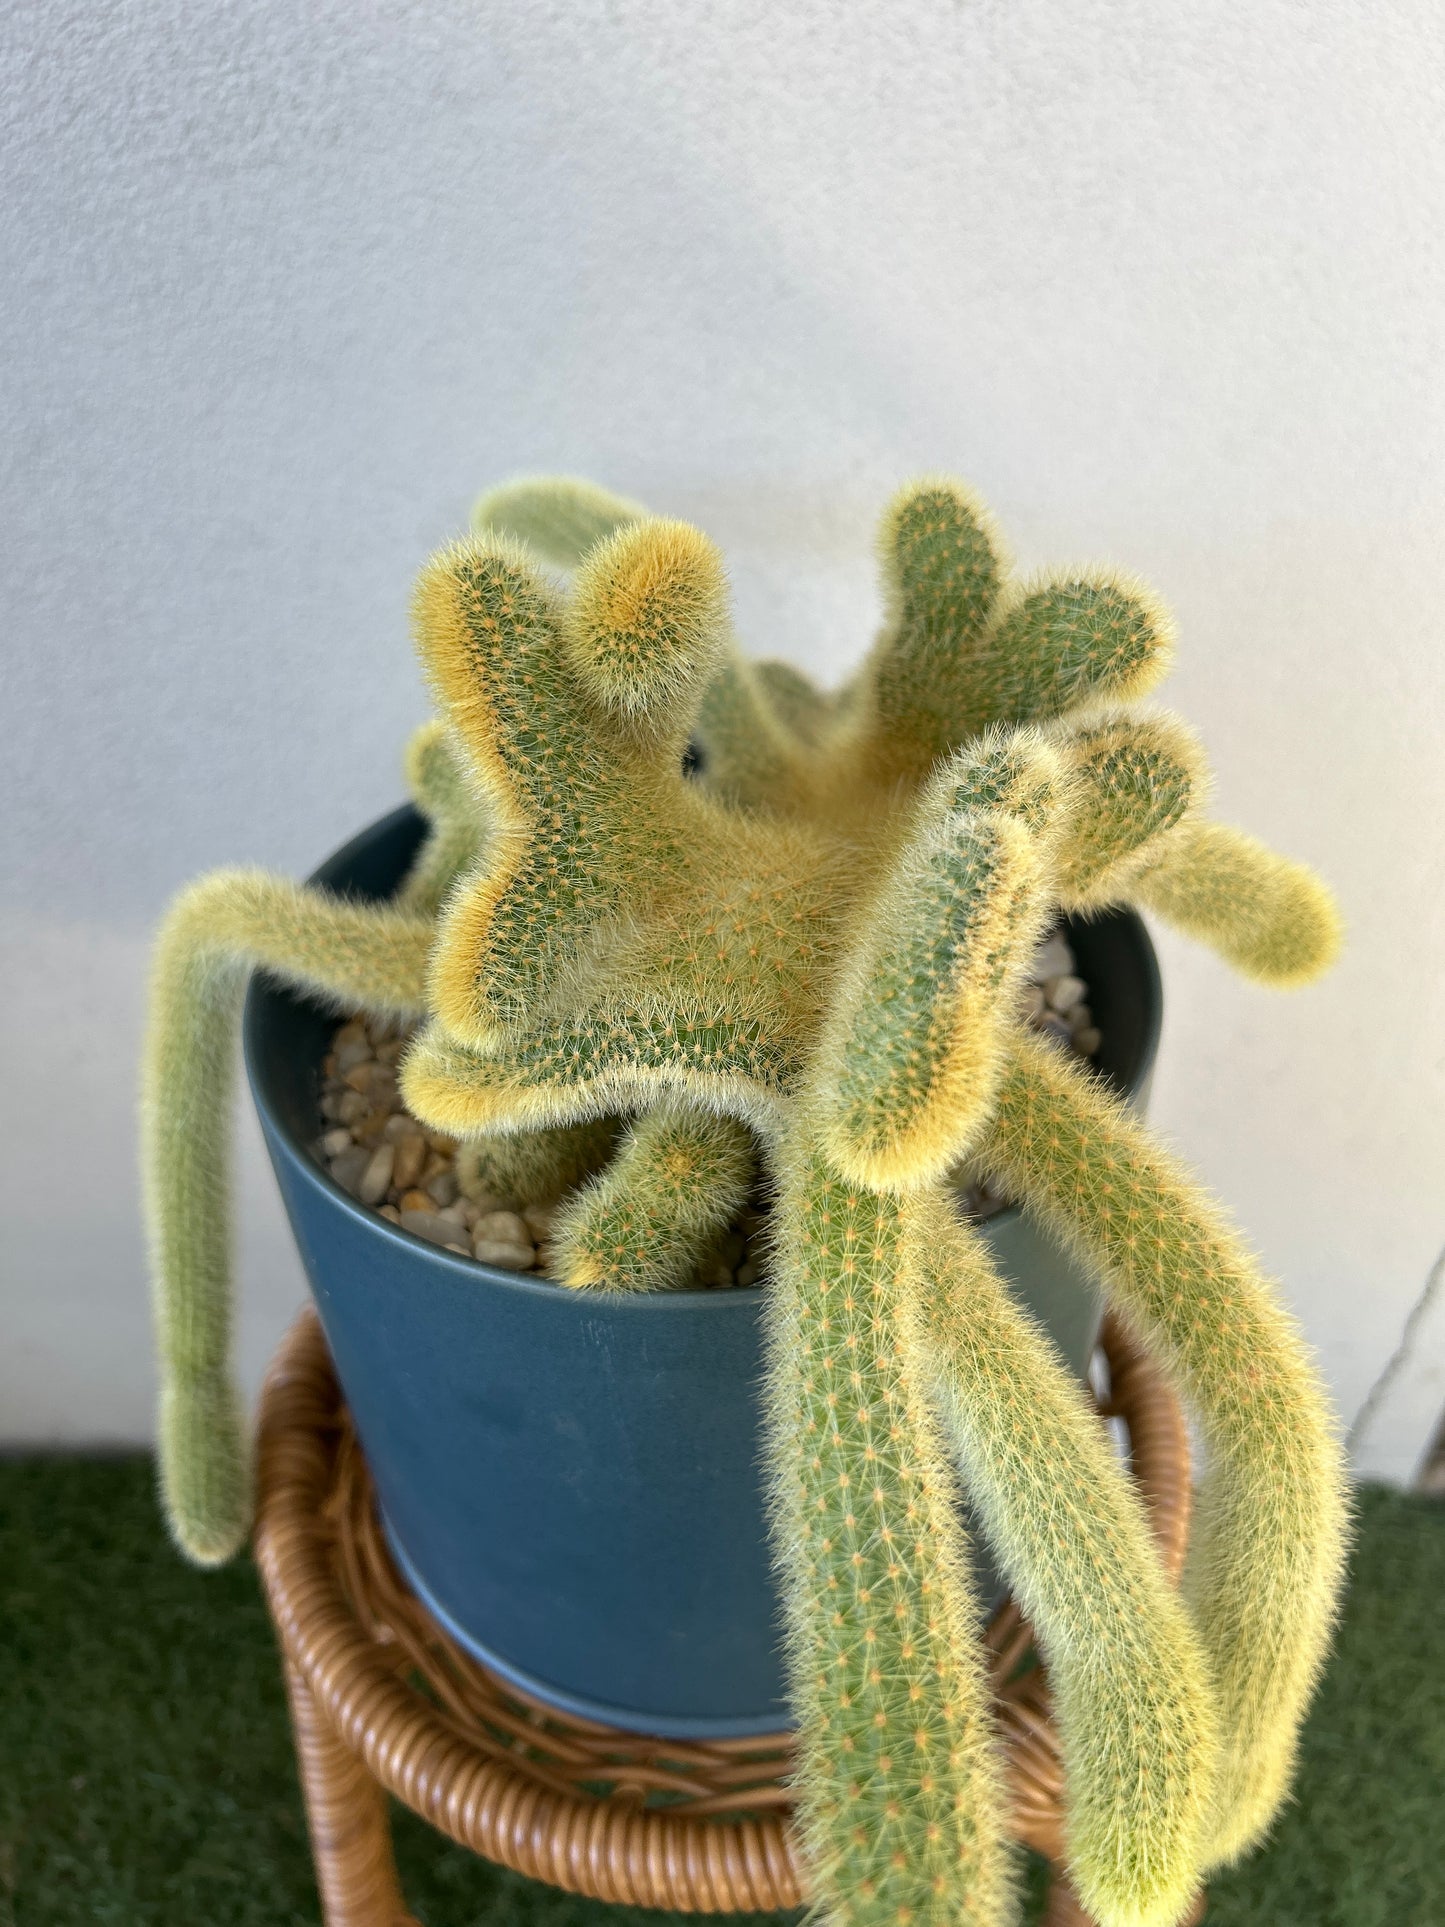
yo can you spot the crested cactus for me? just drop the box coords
[476,472,1338,991]
[397,521,1234,1926]
[143,465,1347,1927]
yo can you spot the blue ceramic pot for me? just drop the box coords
[244,806,1160,1738]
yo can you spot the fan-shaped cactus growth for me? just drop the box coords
[142,471,1347,1927]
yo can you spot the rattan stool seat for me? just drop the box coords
[253,1306,1198,1926]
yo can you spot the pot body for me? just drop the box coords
[245,806,1161,1738]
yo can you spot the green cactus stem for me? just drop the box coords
[456,1116,620,1210]
[767,1143,1013,1926]
[472,473,644,566]
[977,1034,1349,1866]
[395,719,488,915]
[552,1104,756,1292]
[1049,712,1203,912]
[909,1192,1215,1927]
[140,871,434,1563]
[1133,819,1342,987]
[811,733,1063,1193]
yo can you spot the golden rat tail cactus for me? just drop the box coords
[143,465,1347,1927]
[396,514,1256,1925]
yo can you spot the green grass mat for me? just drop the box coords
[1,1468,1440,1925]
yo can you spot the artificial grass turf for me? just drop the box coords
[0,1468,1440,1927]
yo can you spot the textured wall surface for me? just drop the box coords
[3,1,1442,1477]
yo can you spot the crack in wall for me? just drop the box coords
[1347,1237,1445,1465]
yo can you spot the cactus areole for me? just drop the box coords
[142,474,1347,1927]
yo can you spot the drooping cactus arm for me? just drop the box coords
[767,1145,1012,1925]
[471,474,645,568]
[1131,819,1342,987]
[977,1035,1349,1866]
[396,719,489,916]
[907,1192,1216,1927]
[141,871,435,1566]
[553,1103,756,1292]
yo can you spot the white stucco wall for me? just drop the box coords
[3,1,1442,1478]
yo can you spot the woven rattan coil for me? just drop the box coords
[254,1304,1192,1918]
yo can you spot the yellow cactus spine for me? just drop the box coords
[140,871,434,1562]
[908,1193,1216,1927]
[767,1145,1013,1926]
[552,1105,756,1292]
[978,1035,1349,1865]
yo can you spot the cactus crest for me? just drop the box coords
[141,467,1347,1927]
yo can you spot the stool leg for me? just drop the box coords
[1043,1871,1207,1925]
[284,1659,415,1927]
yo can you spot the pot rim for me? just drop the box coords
[243,802,1163,1308]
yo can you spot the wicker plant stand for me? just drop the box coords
[253,1306,1204,1927]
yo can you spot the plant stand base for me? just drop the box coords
[253,1306,1205,1924]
